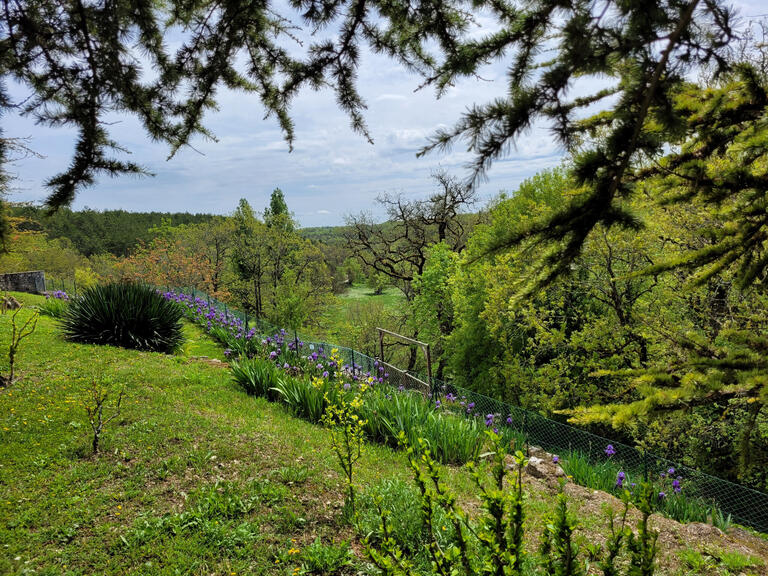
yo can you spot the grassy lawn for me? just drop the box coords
[336,285,404,307]
[1,292,767,575]
[316,285,405,337]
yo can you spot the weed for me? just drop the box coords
[275,463,311,485]
[300,538,353,574]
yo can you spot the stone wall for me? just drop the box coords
[0,271,47,294]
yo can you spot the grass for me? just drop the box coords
[1,292,766,575]
[337,285,404,306]
[179,322,228,361]
[311,284,405,341]
[0,292,463,575]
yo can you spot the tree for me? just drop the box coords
[264,188,294,232]
[346,170,476,369]
[345,170,476,301]
[231,199,269,317]
[411,242,459,380]
[1,0,741,249]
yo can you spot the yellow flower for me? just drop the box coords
[288,547,300,555]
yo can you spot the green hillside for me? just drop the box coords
[1,293,767,575]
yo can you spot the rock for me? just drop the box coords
[526,455,566,480]
[1,296,21,311]
[683,522,724,539]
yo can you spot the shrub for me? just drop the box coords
[2,306,39,386]
[60,283,184,353]
[82,378,125,455]
[230,357,284,397]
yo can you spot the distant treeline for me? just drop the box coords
[9,205,218,257]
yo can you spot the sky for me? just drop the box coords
[3,2,766,227]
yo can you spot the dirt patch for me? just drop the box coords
[525,471,768,575]
[188,356,227,368]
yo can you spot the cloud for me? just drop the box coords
[375,94,408,102]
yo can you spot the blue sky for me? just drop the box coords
[3,2,765,227]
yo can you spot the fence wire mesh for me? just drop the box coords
[167,286,768,533]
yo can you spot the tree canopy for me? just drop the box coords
[1,2,743,236]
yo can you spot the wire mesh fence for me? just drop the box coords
[167,286,768,533]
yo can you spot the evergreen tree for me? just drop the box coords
[1,0,742,250]
[264,188,294,232]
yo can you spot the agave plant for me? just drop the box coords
[60,283,184,353]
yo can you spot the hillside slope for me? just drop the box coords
[1,293,767,575]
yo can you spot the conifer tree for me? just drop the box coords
[1,0,741,250]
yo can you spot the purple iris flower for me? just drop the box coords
[605,445,616,456]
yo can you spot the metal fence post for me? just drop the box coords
[643,451,649,482]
